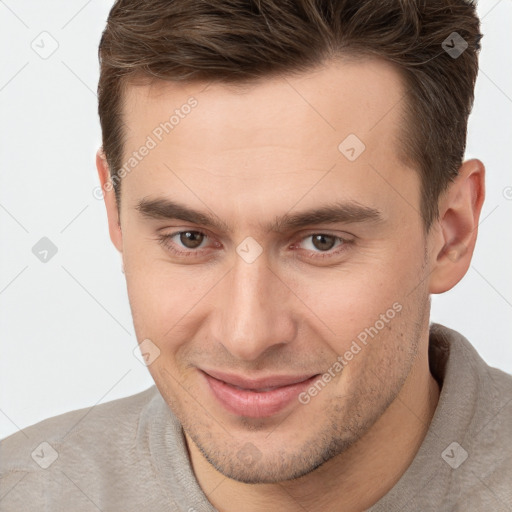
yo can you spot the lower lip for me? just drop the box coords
[202,371,319,418]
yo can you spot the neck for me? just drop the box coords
[186,350,440,512]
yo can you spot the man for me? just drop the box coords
[1,0,511,510]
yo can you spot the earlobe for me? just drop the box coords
[95,148,123,253]
[428,159,485,294]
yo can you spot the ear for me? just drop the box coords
[428,158,485,294]
[96,148,123,253]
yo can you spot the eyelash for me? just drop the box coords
[157,230,353,261]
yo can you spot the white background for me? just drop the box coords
[0,0,511,439]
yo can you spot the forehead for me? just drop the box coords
[122,56,406,150]
[119,57,417,227]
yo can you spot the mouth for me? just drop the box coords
[201,368,319,390]
[200,370,320,418]
[229,383,293,392]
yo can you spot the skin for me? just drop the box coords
[96,57,485,512]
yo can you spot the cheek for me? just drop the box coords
[126,265,201,334]
[289,258,411,338]
[287,239,426,372]
[123,237,222,346]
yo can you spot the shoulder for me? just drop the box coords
[431,322,512,430]
[431,323,512,506]
[430,322,512,390]
[0,385,159,474]
[0,385,183,511]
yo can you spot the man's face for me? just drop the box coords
[116,58,433,483]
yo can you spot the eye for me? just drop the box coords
[301,234,340,252]
[174,231,207,249]
[157,230,215,257]
[294,233,352,260]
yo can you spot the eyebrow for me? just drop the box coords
[136,197,383,233]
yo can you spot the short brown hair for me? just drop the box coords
[97,0,482,229]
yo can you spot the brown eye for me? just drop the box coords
[179,231,205,249]
[294,232,352,261]
[157,229,214,258]
[311,234,337,252]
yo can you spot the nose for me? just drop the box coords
[212,249,297,362]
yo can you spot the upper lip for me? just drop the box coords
[201,369,318,390]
